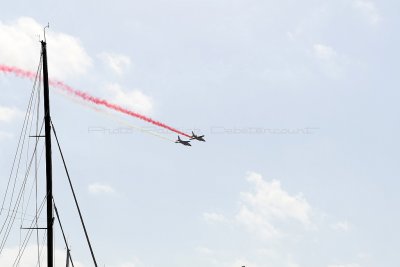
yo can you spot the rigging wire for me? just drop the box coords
[51,120,99,267]
[35,230,47,267]
[22,60,42,222]
[54,200,75,267]
[35,69,42,267]
[20,143,45,226]
[14,61,44,266]
[0,120,45,254]
[0,53,44,244]
[0,55,43,252]
[0,46,92,267]
[12,195,46,267]
[0,49,102,266]
[0,54,43,216]
[0,208,37,219]
[21,61,42,245]
[21,79,45,225]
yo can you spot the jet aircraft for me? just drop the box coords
[175,136,191,146]
[190,131,206,142]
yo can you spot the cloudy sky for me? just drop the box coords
[1,1,399,267]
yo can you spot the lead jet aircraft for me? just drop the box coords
[175,136,191,146]
[190,131,206,142]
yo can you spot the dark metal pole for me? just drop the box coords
[41,40,53,267]
[54,202,75,267]
[66,248,70,267]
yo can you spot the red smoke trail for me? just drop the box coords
[0,65,38,80]
[0,64,191,138]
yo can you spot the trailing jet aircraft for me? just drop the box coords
[175,136,191,146]
[190,131,206,142]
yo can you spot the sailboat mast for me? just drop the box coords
[41,40,54,267]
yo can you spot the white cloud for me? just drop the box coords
[0,245,85,267]
[236,172,312,239]
[229,258,261,267]
[99,52,131,75]
[353,0,381,25]
[0,106,20,122]
[201,250,301,267]
[111,262,137,267]
[108,257,144,267]
[203,172,313,240]
[0,17,92,80]
[203,212,228,224]
[332,220,352,232]
[313,44,336,61]
[313,43,352,78]
[241,173,312,223]
[105,83,153,115]
[328,264,360,267]
[88,183,116,195]
[236,204,280,239]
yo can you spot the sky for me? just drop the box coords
[0,1,399,267]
